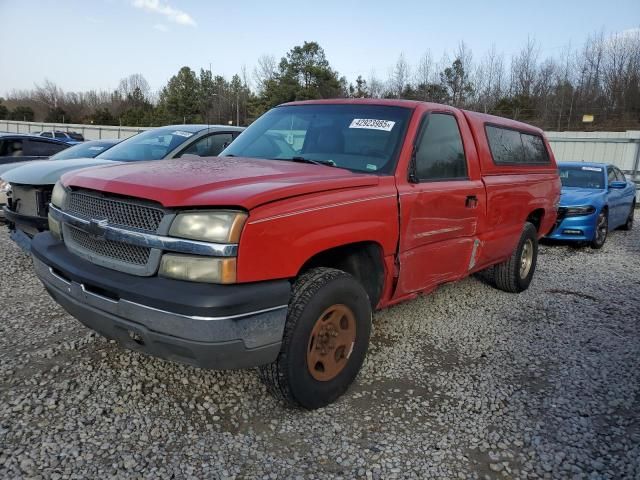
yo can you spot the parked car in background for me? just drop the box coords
[30,99,560,409]
[0,140,120,225]
[0,133,70,166]
[546,162,636,248]
[2,125,243,249]
[37,131,85,144]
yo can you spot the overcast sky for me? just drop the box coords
[0,0,638,96]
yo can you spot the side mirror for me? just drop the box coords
[609,181,627,189]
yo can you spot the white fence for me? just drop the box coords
[546,130,640,174]
[0,120,147,140]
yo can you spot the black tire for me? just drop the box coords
[494,222,538,293]
[590,210,608,249]
[259,267,372,409]
[620,201,635,231]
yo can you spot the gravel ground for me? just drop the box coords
[0,224,638,479]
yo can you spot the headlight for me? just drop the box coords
[565,205,596,217]
[169,211,247,243]
[159,254,236,284]
[0,180,10,193]
[51,182,67,208]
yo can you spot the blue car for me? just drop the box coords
[547,162,636,248]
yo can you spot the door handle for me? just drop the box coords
[465,195,478,208]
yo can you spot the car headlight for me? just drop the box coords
[159,254,237,284]
[169,211,247,243]
[51,182,68,208]
[565,205,596,217]
[0,180,10,194]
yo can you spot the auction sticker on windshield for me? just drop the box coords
[349,119,396,131]
[581,166,602,172]
[172,131,194,138]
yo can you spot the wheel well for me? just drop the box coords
[298,242,385,308]
[526,208,545,232]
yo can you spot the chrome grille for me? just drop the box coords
[67,191,164,232]
[67,226,151,266]
[61,190,166,275]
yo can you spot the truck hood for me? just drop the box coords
[560,187,605,206]
[2,158,118,186]
[62,156,381,209]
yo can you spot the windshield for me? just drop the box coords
[49,141,117,161]
[222,104,412,174]
[559,165,604,189]
[97,127,199,162]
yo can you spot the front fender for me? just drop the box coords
[236,186,399,283]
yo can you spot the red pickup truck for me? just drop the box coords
[31,99,560,409]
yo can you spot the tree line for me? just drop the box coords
[1,29,639,131]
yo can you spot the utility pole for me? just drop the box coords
[236,90,240,126]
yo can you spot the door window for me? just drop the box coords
[178,133,234,157]
[41,132,53,138]
[414,113,467,180]
[607,167,617,185]
[24,139,68,156]
[614,167,626,182]
[485,126,550,165]
[0,138,24,157]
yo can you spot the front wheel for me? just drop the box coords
[259,267,372,409]
[620,201,635,231]
[590,210,608,249]
[494,222,538,293]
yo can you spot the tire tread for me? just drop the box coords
[258,267,351,408]
[494,222,538,293]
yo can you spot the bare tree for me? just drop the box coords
[253,54,277,94]
[511,37,540,97]
[414,50,434,98]
[34,79,63,109]
[117,74,151,101]
[367,70,384,98]
[390,53,410,97]
[474,44,505,112]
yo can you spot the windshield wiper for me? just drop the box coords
[289,156,336,167]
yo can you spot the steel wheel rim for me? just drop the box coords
[519,239,534,279]
[306,304,356,382]
[596,213,607,243]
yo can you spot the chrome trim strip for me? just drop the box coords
[248,194,396,224]
[122,299,288,322]
[50,205,237,257]
[81,284,118,304]
[49,267,71,286]
[415,226,463,238]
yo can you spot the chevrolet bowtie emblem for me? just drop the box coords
[87,218,109,240]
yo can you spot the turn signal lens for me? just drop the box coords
[159,254,237,284]
[49,213,62,240]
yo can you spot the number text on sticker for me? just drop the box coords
[349,119,395,132]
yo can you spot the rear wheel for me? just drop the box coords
[259,268,372,409]
[620,201,635,231]
[494,222,538,293]
[590,210,608,249]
